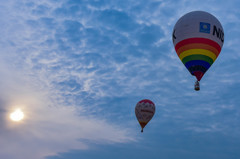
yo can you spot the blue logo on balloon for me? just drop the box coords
[199,22,210,34]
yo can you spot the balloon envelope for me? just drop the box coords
[172,11,224,81]
[135,99,155,132]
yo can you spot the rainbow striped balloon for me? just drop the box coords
[172,11,224,85]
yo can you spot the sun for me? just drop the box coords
[10,109,24,122]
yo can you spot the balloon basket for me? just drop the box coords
[194,81,200,91]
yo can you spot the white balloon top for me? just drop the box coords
[173,11,224,47]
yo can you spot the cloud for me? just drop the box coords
[0,54,136,159]
[1,0,240,159]
[0,1,138,159]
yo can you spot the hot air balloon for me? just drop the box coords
[135,99,155,132]
[172,11,224,91]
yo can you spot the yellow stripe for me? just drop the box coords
[179,49,217,61]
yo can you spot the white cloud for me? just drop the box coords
[1,0,240,159]
[0,57,135,159]
[0,1,136,159]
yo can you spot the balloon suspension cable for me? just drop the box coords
[194,80,200,91]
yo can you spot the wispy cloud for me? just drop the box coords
[1,0,240,159]
[0,55,135,159]
[0,1,138,159]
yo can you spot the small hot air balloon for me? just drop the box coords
[172,11,224,91]
[135,99,155,132]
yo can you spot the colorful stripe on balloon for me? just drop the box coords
[139,122,147,129]
[174,38,221,78]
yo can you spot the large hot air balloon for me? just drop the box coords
[135,99,155,132]
[172,11,224,91]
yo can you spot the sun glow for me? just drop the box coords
[10,109,24,122]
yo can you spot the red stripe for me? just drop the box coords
[138,99,155,105]
[141,110,154,114]
[175,38,221,53]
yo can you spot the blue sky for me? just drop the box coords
[0,0,240,159]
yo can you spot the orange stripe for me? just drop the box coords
[140,122,147,128]
[177,43,220,57]
[175,38,221,53]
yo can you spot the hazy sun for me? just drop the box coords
[10,109,24,122]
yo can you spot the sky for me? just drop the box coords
[0,0,240,159]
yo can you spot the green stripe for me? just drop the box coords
[182,54,213,65]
